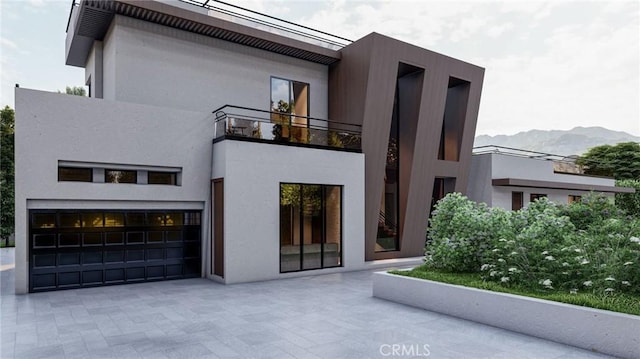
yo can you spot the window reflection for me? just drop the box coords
[280,183,342,272]
[105,169,137,184]
[104,213,124,227]
[271,77,309,143]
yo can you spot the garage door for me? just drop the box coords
[29,210,202,292]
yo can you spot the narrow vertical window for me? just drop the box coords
[438,77,470,161]
[512,192,524,211]
[270,77,309,143]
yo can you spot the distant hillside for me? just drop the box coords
[474,127,640,156]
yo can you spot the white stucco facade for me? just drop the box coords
[95,15,329,118]
[211,140,365,284]
[467,153,619,210]
[14,88,368,292]
[14,89,214,293]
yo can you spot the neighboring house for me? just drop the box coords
[14,0,484,293]
[467,146,634,210]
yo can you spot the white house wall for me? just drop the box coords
[14,88,214,293]
[104,15,329,117]
[211,140,365,284]
[491,186,614,211]
[466,153,492,206]
[102,21,117,101]
[491,154,614,186]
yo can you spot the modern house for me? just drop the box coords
[466,146,634,210]
[14,0,484,293]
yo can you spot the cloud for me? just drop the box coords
[0,37,18,49]
[487,23,514,38]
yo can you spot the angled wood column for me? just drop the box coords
[329,33,485,261]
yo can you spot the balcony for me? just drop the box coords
[213,105,361,152]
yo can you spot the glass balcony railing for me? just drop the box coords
[213,105,362,151]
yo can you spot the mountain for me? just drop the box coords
[474,126,640,156]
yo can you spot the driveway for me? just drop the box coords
[1,248,612,358]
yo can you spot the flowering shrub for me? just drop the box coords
[559,192,623,230]
[425,193,487,272]
[425,193,640,296]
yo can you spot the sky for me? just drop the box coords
[1,0,638,136]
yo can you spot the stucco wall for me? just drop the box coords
[102,15,329,117]
[466,153,492,206]
[14,88,214,293]
[468,153,617,210]
[491,186,614,211]
[491,154,614,186]
[211,140,365,284]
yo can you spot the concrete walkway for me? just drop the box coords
[1,248,612,358]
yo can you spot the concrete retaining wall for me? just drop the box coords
[373,271,640,359]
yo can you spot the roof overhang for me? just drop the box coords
[492,178,635,194]
[66,0,341,67]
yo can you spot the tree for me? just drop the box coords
[1,106,15,246]
[615,179,640,217]
[576,142,640,180]
[63,86,86,96]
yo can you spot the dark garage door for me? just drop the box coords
[29,209,202,292]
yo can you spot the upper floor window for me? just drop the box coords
[271,77,310,143]
[270,77,309,117]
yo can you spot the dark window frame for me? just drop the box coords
[568,195,582,204]
[148,171,177,185]
[512,191,524,211]
[270,76,310,116]
[279,183,342,273]
[530,193,547,202]
[105,169,137,184]
[58,167,93,182]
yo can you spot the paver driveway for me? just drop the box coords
[1,248,612,358]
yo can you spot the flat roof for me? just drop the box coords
[66,0,342,67]
[492,178,635,194]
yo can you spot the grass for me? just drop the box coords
[0,238,14,248]
[390,265,640,316]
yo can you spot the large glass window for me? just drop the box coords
[280,183,342,273]
[271,77,309,143]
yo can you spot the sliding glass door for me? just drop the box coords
[280,183,342,272]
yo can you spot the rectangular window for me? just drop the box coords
[512,192,524,211]
[530,193,547,202]
[58,167,92,182]
[148,171,177,185]
[105,169,137,184]
[271,77,309,143]
[568,195,582,204]
[280,183,342,273]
